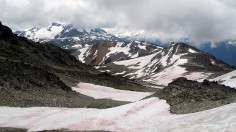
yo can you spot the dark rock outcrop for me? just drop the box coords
[150,77,236,114]
[0,22,17,44]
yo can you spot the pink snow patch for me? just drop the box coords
[0,99,236,131]
[72,82,153,102]
[0,98,170,131]
[150,65,187,86]
[185,72,211,80]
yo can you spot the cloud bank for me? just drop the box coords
[1,0,236,43]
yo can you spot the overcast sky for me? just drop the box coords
[1,0,236,43]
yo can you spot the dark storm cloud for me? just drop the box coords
[1,0,236,44]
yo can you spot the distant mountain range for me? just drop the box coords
[200,41,236,67]
[14,22,236,88]
[15,22,121,48]
[15,22,236,67]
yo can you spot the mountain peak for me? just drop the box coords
[91,28,106,33]
[0,21,17,43]
[51,22,63,27]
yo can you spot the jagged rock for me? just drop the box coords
[0,21,17,44]
[203,79,210,86]
[150,78,236,114]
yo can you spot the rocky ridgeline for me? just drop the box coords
[151,77,236,114]
[0,22,17,44]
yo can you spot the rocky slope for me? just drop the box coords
[80,42,234,87]
[0,22,154,108]
[150,77,236,114]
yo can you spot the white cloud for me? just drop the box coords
[1,0,236,44]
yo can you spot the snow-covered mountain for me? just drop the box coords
[15,22,121,48]
[77,42,234,87]
[75,41,162,65]
[15,23,236,68]
[13,23,236,88]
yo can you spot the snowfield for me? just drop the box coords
[112,44,211,87]
[210,70,236,88]
[72,83,154,102]
[22,25,63,41]
[114,52,159,69]
[0,98,236,132]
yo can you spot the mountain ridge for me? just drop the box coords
[15,23,236,68]
[15,22,121,48]
[78,41,235,87]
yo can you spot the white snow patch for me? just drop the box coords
[29,25,64,40]
[114,71,126,75]
[185,72,212,81]
[188,48,197,53]
[169,54,182,65]
[160,47,173,66]
[72,83,154,102]
[210,59,215,64]
[106,42,130,58]
[114,52,159,69]
[78,46,90,63]
[148,58,188,86]
[71,44,82,49]
[210,70,236,88]
[146,57,211,86]
[138,45,146,50]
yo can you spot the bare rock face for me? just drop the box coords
[84,42,117,65]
